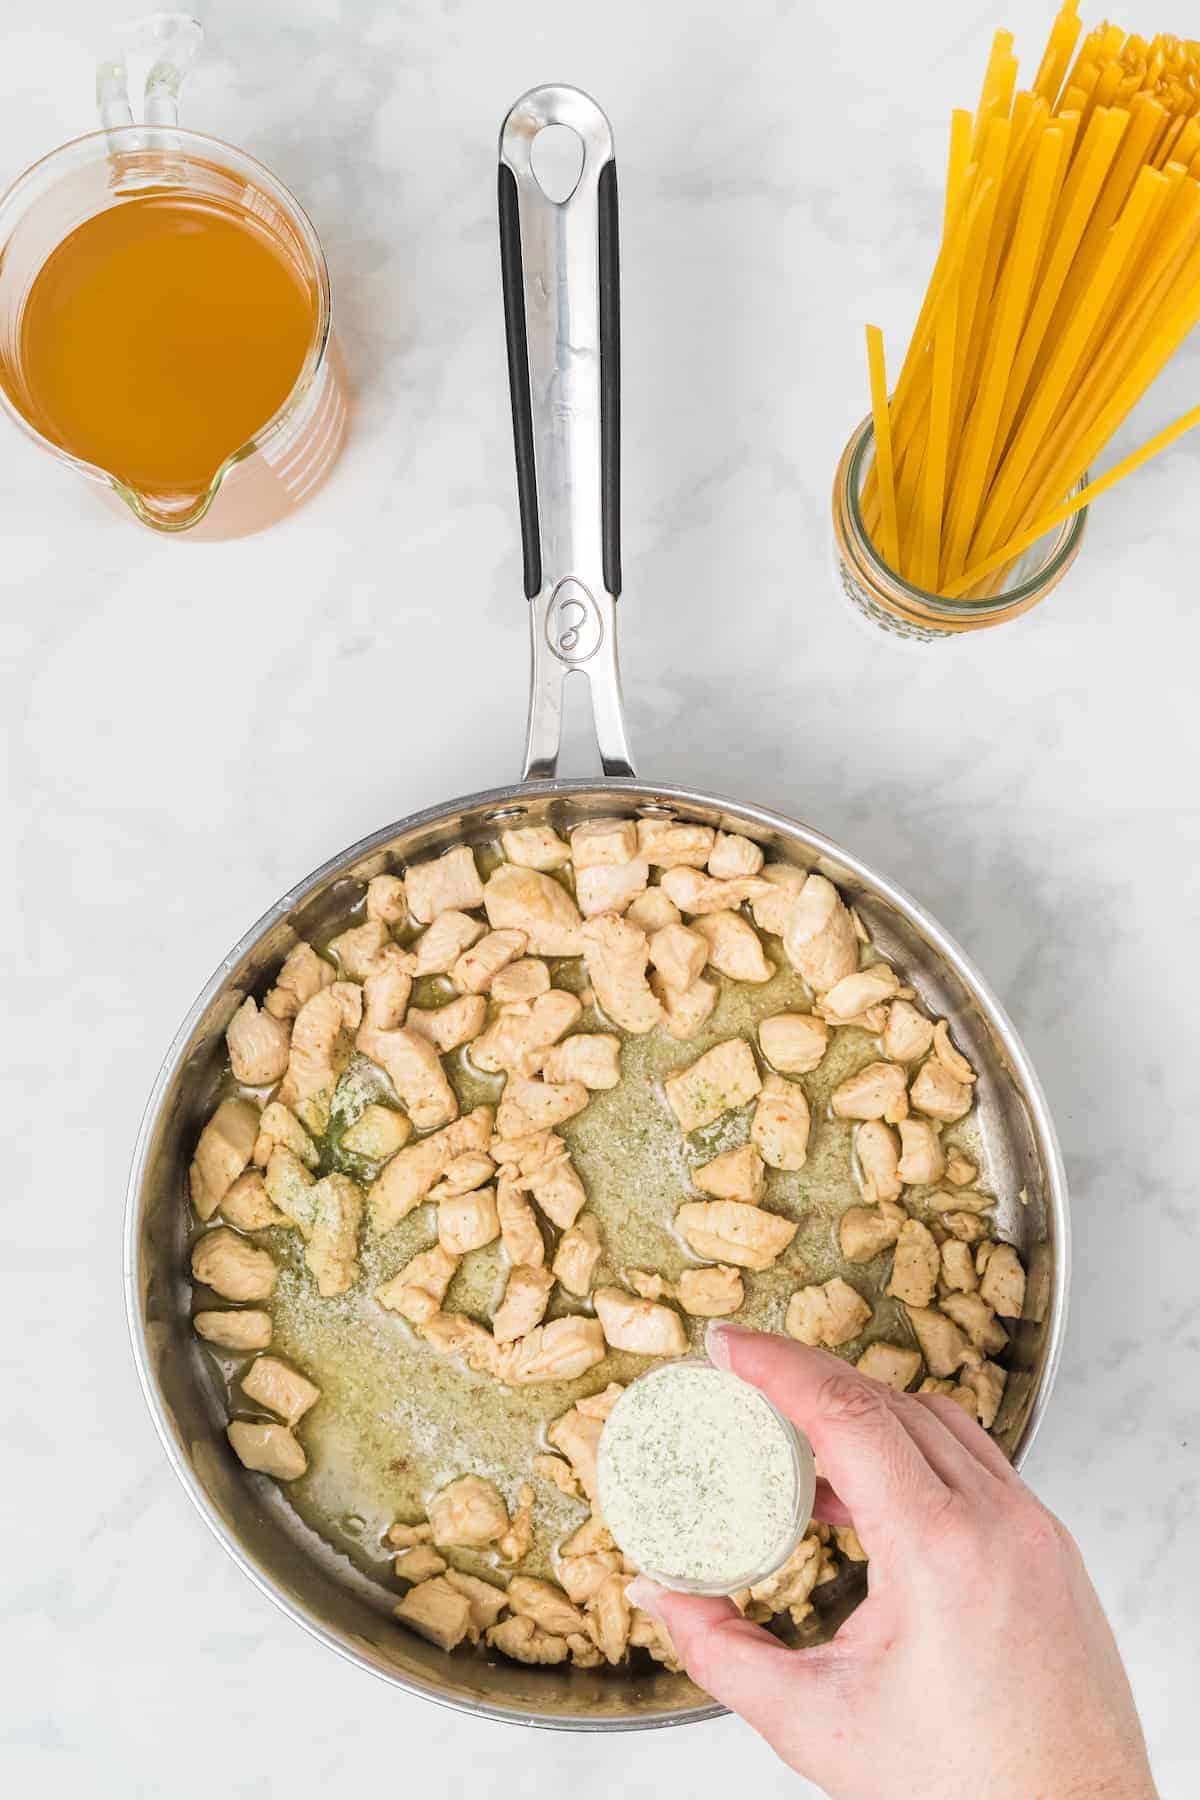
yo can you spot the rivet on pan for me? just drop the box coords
[485,805,528,823]
[635,801,676,818]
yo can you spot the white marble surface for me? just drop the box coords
[2,1,1198,1794]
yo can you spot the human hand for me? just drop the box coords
[628,1325,1156,1800]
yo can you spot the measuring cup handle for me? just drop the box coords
[499,85,636,782]
[97,12,203,134]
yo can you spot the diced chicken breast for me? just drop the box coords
[910,1057,973,1123]
[360,965,412,1031]
[676,1200,797,1270]
[758,1011,829,1075]
[839,1199,907,1263]
[263,1145,317,1235]
[483,864,581,956]
[406,845,484,924]
[979,1242,1026,1318]
[189,1097,260,1222]
[751,1074,810,1170]
[927,1187,992,1215]
[241,1355,321,1425]
[500,1485,537,1566]
[693,911,773,982]
[648,922,709,993]
[896,1118,946,1186]
[471,988,583,1075]
[368,1136,447,1233]
[886,1218,940,1308]
[264,942,334,1022]
[339,1103,411,1162]
[492,1263,555,1343]
[305,1173,363,1297]
[501,824,571,870]
[676,1264,744,1316]
[487,1614,570,1664]
[537,1033,621,1090]
[194,1309,273,1350]
[818,964,900,1026]
[420,1312,501,1377]
[576,857,650,919]
[252,1100,318,1171]
[395,1576,473,1651]
[534,1453,582,1497]
[783,874,858,993]
[328,919,412,983]
[577,914,663,1033]
[356,1020,458,1130]
[959,1356,1007,1428]
[749,863,806,938]
[429,1151,497,1200]
[856,1120,902,1204]
[651,973,718,1039]
[366,873,407,926]
[219,1169,287,1233]
[625,888,682,934]
[665,1038,762,1133]
[831,1061,909,1122]
[191,1228,277,1301]
[509,1576,587,1636]
[428,1474,509,1547]
[227,1420,306,1480]
[444,1569,510,1635]
[883,999,936,1063]
[636,819,715,868]
[279,982,363,1113]
[412,911,485,977]
[906,1305,971,1378]
[561,1512,615,1557]
[495,1316,607,1385]
[438,1185,500,1255]
[497,1075,589,1136]
[496,1173,546,1266]
[660,866,770,916]
[693,1143,765,1203]
[940,1290,1008,1354]
[491,957,551,1004]
[945,1151,979,1187]
[548,1405,604,1498]
[834,1525,869,1562]
[376,1242,460,1324]
[452,928,527,993]
[572,819,640,868]
[919,1376,978,1414]
[624,1268,670,1299]
[786,1277,872,1348]
[856,1341,922,1391]
[594,1287,689,1357]
[940,1239,978,1293]
[515,1149,587,1231]
[587,1572,632,1664]
[394,1545,448,1583]
[386,1520,432,1549]
[558,1550,622,1605]
[407,994,487,1054]
[552,1215,602,1297]
[942,1210,990,1242]
[226,997,291,1086]
[708,832,765,880]
[933,1020,977,1085]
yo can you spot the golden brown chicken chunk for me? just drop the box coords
[241,1356,321,1426]
[751,1074,810,1170]
[578,914,663,1033]
[471,989,583,1076]
[492,1264,555,1343]
[483,863,581,955]
[906,1305,971,1378]
[831,1061,908,1122]
[676,1199,797,1270]
[191,1228,277,1302]
[406,846,484,923]
[856,1120,902,1204]
[495,1316,607,1385]
[305,1173,363,1298]
[227,1420,306,1481]
[648,921,709,992]
[537,1033,621,1090]
[856,1341,922,1391]
[818,964,899,1026]
[500,824,571,870]
[749,863,805,937]
[412,911,486,977]
[886,1218,940,1308]
[395,1576,473,1651]
[497,1075,589,1137]
[375,1242,460,1324]
[365,873,407,925]
[659,866,770,916]
[367,1105,494,1233]
[625,887,682,934]
[491,957,551,1004]
[594,1287,689,1356]
[252,1100,318,1172]
[758,1011,829,1074]
[882,999,935,1063]
[487,1615,570,1665]
[677,1265,745,1316]
[576,857,650,918]
[407,994,487,1053]
[339,1103,411,1162]
[636,818,715,868]
[496,1173,546,1267]
[786,1277,872,1348]
[693,911,773,982]
[651,973,718,1039]
[279,982,363,1117]
[940,1239,978,1293]
[940,1289,1009,1354]
[218,1169,287,1233]
[193,1309,273,1350]
[838,1198,907,1263]
[329,919,413,982]
[783,873,858,993]
[910,1057,973,1123]
[665,1038,762,1133]
[428,1474,509,1547]
[978,1241,1026,1318]
[437,1185,500,1256]
[264,941,333,1021]
[693,1143,766,1203]
[896,1118,946,1186]
[226,997,291,1086]
[708,831,765,879]
[189,1097,260,1222]
[451,928,528,993]
[355,1020,458,1130]
[394,1545,448,1584]
[552,1215,602,1297]
[509,1576,588,1637]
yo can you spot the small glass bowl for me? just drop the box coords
[832,414,1089,642]
[595,1358,817,1597]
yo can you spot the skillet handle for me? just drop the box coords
[499,85,636,781]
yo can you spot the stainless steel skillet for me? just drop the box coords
[125,85,1070,1731]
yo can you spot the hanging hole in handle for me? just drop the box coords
[530,123,585,203]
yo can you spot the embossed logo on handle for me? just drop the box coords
[545,577,603,665]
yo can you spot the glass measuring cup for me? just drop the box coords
[0,14,346,536]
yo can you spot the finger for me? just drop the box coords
[914,1389,1022,1485]
[811,1476,854,1528]
[707,1325,950,1549]
[887,1388,1000,1494]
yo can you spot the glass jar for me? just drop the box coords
[832,415,1088,641]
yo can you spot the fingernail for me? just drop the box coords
[626,1576,665,1618]
[706,1320,751,1367]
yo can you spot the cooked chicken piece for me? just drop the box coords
[940,1239,978,1293]
[896,1118,946,1186]
[263,1145,317,1235]
[339,1102,411,1162]
[782,874,858,993]
[945,1150,979,1187]
[407,994,487,1054]
[576,914,662,1033]
[910,1057,972,1124]
[376,1242,460,1324]
[927,1186,992,1215]
[192,1228,277,1301]
[452,928,527,993]
[906,1305,971,1378]
[693,1143,765,1203]
[360,965,412,1031]
[438,1185,500,1256]
[264,941,334,1022]
[651,973,718,1039]
[428,1474,508,1547]
[677,1264,745,1316]
[366,873,408,926]
[856,1341,922,1391]
[676,1200,797,1270]
[487,1614,570,1664]
[511,1146,587,1231]
[219,1169,287,1232]
[693,911,773,982]
[708,831,765,880]
[625,1268,671,1299]
[886,1218,940,1308]
[660,866,770,916]
[745,1533,828,1619]
[483,863,581,955]
[839,1198,907,1262]
[959,1355,1007,1428]
[305,1173,363,1297]
[918,1376,977,1413]
[749,863,806,937]
[252,1100,318,1171]
[356,1019,458,1131]
[933,1020,977,1085]
[571,819,639,867]
[648,922,709,993]
[509,1576,587,1636]
[227,1420,306,1480]
[552,1215,602,1296]
[625,887,682,934]
[834,1524,869,1562]
[278,981,363,1120]
[490,957,551,1005]
[394,1545,448,1583]
[368,1135,445,1232]
[665,1038,762,1133]
[758,1011,829,1075]
[241,1355,321,1425]
[443,1569,510,1635]
[831,1061,908,1122]
[495,1316,607,1385]
[500,823,571,870]
[410,912,483,979]
[882,999,935,1063]
[751,1074,810,1170]
[537,1033,621,1090]
[386,1520,432,1549]
[406,845,484,924]
[636,818,715,868]
[497,1075,588,1136]
[548,1406,604,1499]
[493,1264,555,1343]
[189,1097,260,1222]
[979,1242,1026,1318]
[498,1482,535,1563]
[328,919,413,983]
[940,1290,1008,1354]
[496,1173,546,1266]
[786,1277,872,1348]
[395,1575,473,1651]
[194,1309,273,1350]
[226,997,291,1087]
[561,1512,616,1557]
[818,964,900,1027]
[576,856,650,918]
[558,1550,622,1605]
[942,1209,990,1242]
[471,989,583,1075]
[420,1311,501,1376]
[429,1150,497,1200]
[576,1382,624,1420]
[855,1120,902,1205]
[594,1287,689,1357]
[587,1572,632,1664]
[533,1453,582,1497]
